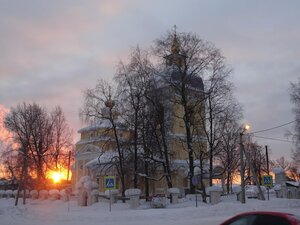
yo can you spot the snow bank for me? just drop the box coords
[59,189,70,202]
[39,190,48,199]
[83,181,93,190]
[273,184,282,191]
[206,186,223,193]
[12,190,18,197]
[49,189,60,200]
[91,189,99,196]
[125,189,141,196]
[167,188,180,194]
[232,185,241,193]
[0,190,13,198]
[1,192,300,225]
[105,189,119,196]
[76,176,95,191]
[30,190,38,199]
[5,190,13,196]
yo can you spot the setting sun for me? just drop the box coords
[51,172,62,183]
[46,167,71,184]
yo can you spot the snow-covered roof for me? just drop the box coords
[286,181,299,187]
[78,119,127,133]
[76,136,112,145]
[84,151,119,168]
[78,120,113,133]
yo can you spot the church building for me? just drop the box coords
[73,31,223,196]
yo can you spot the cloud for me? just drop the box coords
[0,0,299,159]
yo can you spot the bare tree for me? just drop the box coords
[4,103,73,204]
[218,123,241,193]
[49,106,73,171]
[115,46,153,188]
[290,79,300,165]
[244,142,267,185]
[4,103,36,205]
[80,80,128,200]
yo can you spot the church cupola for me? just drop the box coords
[105,86,115,109]
[164,25,187,68]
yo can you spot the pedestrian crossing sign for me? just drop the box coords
[262,175,273,187]
[104,176,116,190]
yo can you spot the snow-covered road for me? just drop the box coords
[1,196,300,225]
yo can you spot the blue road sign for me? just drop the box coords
[262,175,273,187]
[104,176,116,190]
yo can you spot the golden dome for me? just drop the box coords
[105,86,115,109]
[171,34,180,54]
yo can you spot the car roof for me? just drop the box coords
[236,211,294,217]
[220,211,298,225]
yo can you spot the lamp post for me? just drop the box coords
[239,124,250,204]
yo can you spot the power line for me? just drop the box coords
[253,135,294,143]
[249,120,296,134]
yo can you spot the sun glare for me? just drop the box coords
[47,167,71,184]
[52,172,62,183]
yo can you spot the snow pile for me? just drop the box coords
[76,176,95,191]
[18,189,29,197]
[232,185,241,193]
[4,190,12,198]
[49,189,60,200]
[0,190,13,198]
[76,176,93,191]
[167,188,180,194]
[105,189,119,196]
[125,189,141,196]
[30,190,38,199]
[76,176,100,206]
[91,189,99,196]
[39,190,48,199]
[60,189,70,202]
[12,190,18,197]
[206,186,223,193]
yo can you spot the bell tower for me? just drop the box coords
[164,25,187,68]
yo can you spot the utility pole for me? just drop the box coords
[265,145,269,175]
[67,150,71,181]
[239,132,246,204]
[265,145,270,200]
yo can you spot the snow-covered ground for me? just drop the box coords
[1,195,300,225]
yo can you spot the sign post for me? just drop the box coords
[262,175,273,200]
[104,176,116,211]
[192,176,199,207]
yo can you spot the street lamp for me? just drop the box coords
[239,124,250,204]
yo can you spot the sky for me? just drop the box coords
[1,194,300,225]
[0,0,299,160]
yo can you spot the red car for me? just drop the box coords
[220,211,300,225]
